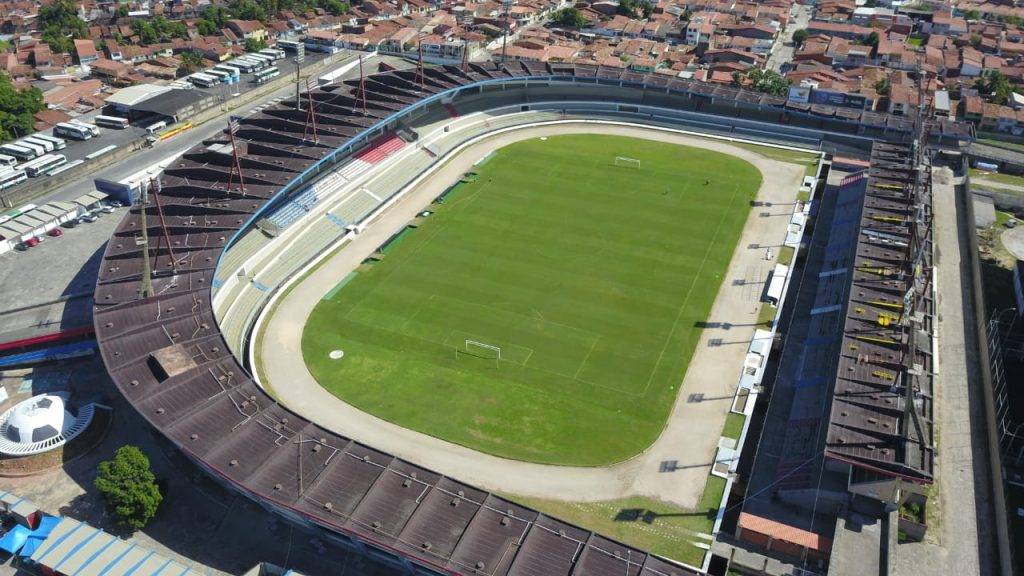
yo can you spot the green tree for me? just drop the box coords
[792,28,808,46]
[178,50,205,75]
[322,0,349,16]
[38,0,87,52]
[196,18,219,35]
[865,30,880,47]
[970,33,982,48]
[985,70,1014,105]
[244,37,268,52]
[200,5,230,28]
[874,76,890,96]
[965,9,980,20]
[94,446,162,530]
[0,73,43,142]
[132,20,157,44]
[744,68,790,96]
[552,7,586,28]
[617,0,653,18]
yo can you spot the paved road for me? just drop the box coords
[892,167,996,576]
[768,4,811,73]
[258,121,804,509]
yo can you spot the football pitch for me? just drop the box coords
[302,134,761,466]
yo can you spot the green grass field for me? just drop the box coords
[302,134,761,465]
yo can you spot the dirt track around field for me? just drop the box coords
[257,122,804,509]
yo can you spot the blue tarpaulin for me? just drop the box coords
[0,525,30,554]
[18,515,59,558]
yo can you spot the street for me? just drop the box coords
[768,3,810,73]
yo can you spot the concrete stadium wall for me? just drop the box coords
[959,164,1015,576]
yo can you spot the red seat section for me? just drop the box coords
[354,134,406,164]
[444,103,459,118]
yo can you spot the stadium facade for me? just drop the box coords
[92,60,970,576]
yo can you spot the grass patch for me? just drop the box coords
[778,245,795,266]
[722,411,745,440]
[796,189,811,203]
[301,134,761,466]
[970,168,1024,188]
[906,35,925,47]
[505,475,726,567]
[732,142,819,177]
[757,303,778,327]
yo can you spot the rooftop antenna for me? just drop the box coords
[302,77,320,144]
[226,117,247,195]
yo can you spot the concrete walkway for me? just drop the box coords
[257,122,803,508]
[892,167,996,576]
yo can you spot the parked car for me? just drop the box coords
[110,201,123,208]
[100,205,115,214]
[79,214,97,223]
[23,237,39,248]
[47,228,62,237]
[63,219,78,228]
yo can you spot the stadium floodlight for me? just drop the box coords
[614,156,641,169]
[461,340,502,367]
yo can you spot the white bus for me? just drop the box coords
[16,140,46,157]
[0,154,17,167]
[277,39,302,53]
[21,137,53,153]
[0,143,37,161]
[253,66,280,85]
[54,122,94,140]
[248,53,273,65]
[144,120,167,134]
[205,69,229,82]
[94,115,130,129]
[227,58,256,73]
[214,65,241,81]
[69,119,100,137]
[259,48,285,61]
[21,153,67,177]
[0,168,26,190]
[236,56,266,71]
[31,133,66,150]
[188,73,218,88]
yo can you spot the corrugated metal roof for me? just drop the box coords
[738,512,832,552]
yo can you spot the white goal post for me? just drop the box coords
[614,156,641,169]
[457,339,502,366]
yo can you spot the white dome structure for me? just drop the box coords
[0,393,96,456]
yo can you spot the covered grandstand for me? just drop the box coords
[92,60,965,576]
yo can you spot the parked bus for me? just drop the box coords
[253,66,281,85]
[144,120,167,134]
[94,115,130,129]
[55,122,95,140]
[21,137,53,153]
[0,168,27,190]
[0,143,37,161]
[227,58,256,73]
[187,73,219,88]
[236,56,267,71]
[213,65,241,81]
[259,48,285,61]
[31,133,66,150]
[248,53,273,65]
[16,140,46,157]
[205,69,230,83]
[69,119,100,137]
[0,154,17,168]
[21,153,67,177]
[277,39,302,53]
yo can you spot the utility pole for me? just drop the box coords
[501,0,511,65]
[138,181,154,299]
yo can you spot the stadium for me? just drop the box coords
[92,60,971,576]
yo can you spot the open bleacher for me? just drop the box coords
[355,133,406,164]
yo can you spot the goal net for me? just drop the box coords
[614,156,641,169]
[457,340,502,366]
